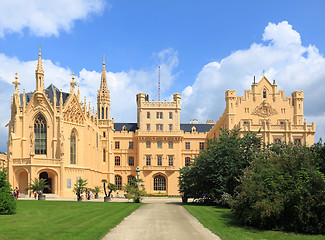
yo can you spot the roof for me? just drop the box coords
[180,124,213,133]
[114,123,213,133]
[20,84,70,106]
[114,123,138,132]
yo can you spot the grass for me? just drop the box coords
[183,204,325,240]
[0,200,142,240]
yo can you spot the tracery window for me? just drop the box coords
[70,131,76,164]
[115,175,122,190]
[127,175,135,186]
[34,114,47,155]
[263,90,267,98]
[102,107,104,119]
[154,175,166,191]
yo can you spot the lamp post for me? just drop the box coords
[136,166,140,189]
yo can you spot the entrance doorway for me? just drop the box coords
[39,172,52,193]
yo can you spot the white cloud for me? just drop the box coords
[181,21,325,142]
[0,0,106,37]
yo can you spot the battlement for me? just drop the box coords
[292,91,304,99]
[225,90,236,98]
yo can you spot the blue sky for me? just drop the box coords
[1,0,325,151]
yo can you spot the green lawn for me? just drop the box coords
[183,205,325,240]
[0,200,142,240]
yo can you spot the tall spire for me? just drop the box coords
[100,55,108,93]
[35,45,45,91]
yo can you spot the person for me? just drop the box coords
[34,190,37,199]
[14,187,19,199]
[87,189,91,200]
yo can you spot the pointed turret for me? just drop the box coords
[97,56,111,121]
[35,45,45,91]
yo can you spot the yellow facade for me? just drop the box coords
[6,49,315,197]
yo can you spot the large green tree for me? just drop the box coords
[0,169,16,215]
[233,143,325,234]
[179,129,261,203]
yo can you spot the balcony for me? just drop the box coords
[142,165,176,171]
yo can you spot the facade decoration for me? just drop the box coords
[5,49,315,198]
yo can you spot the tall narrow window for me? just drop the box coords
[199,142,205,150]
[147,112,150,119]
[168,141,173,149]
[34,114,47,155]
[154,175,166,191]
[103,149,106,162]
[169,112,173,119]
[70,131,76,164]
[106,107,108,119]
[168,156,173,166]
[96,133,98,148]
[157,141,162,149]
[101,107,104,119]
[263,90,267,98]
[129,141,134,149]
[146,156,151,166]
[115,141,120,149]
[127,175,135,186]
[115,175,122,190]
[115,156,121,166]
[185,142,190,150]
[147,124,150,131]
[146,141,151,148]
[128,156,134,166]
[185,157,191,166]
[157,156,162,166]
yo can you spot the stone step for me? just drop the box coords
[43,194,63,199]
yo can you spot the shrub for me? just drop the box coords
[233,143,325,234]
[0,168,16,215]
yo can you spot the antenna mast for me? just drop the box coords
[158,65,161,101]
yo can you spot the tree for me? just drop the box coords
[107,183,117,198]
[73,178,88,200]
[0,168,16,215]
[26,178,50,196]
[123,178,146,203]
[233,143,325,234]
[178,129,261,204]
[90,186,101,199]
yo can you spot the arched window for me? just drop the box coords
[115,175,122,190]
[127,175,135,186]
[34,114,47,155]
[154,175,166,191]
[70,131,76,164]
[263,90,267,98]
[101,107,104,119]
[106,107,108,119]
[103,149,106,162]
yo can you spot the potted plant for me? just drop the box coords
[123,178,146,203]
[101,179,117,202]
[73,178,88,201]
[91,186,101,199]
[26,178,50,201]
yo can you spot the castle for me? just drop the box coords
[6,48,315,197]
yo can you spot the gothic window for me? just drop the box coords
[103,149,106,162]
[34,114,47,155]
[115,175,122,190]
[101,107,104,119]
[263,90,267,98]
[70,131,76,164]
[154,175,166,191]
[106,107,108,119]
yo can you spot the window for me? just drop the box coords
[147,112,150,119]
[115,141,120,149]
[156,124,163,131]
[96,133,98,148]
[115,175,122,190]
[169,112,173,119]
[156,112,163,119]
[103,149,106,162]
[101,107,104,119]
[103,131,106,138]
[34,114,47,155]
[185,142,190,150]
[199,142,204,150]
[106,107,108,119]
[294,138,301,145]
[243,121,249,125]
[115,156,120,166]
[185,157,191,166]
[70,131,76,164]
[263,90,267,98]
[128,156,134,166]
[146,141,151,148]
[154,175,166,191]
[168,141,173,149]
[274,138,281,144]
[157,141,162,149]
[129,141,134,149]
[146,156,151,166]
[127,175,135,186]
[146,124,150,131]
[157,156,162,166]
[280,121,284,125]
[168,156,173,166]
[169,124,173,131]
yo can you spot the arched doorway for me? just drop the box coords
[17,170,28,194]
[39,170,58,194]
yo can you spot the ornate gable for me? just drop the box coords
[252,100,278,118]
[63,95,85,124]
[27,92,53,115]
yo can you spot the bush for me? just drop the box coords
[233,143,325,234]
[0,168,16,215]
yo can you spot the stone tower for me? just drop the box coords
[97,56,110,123]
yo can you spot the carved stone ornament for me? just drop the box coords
[63,97,84,124]
[252,100,278,118]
